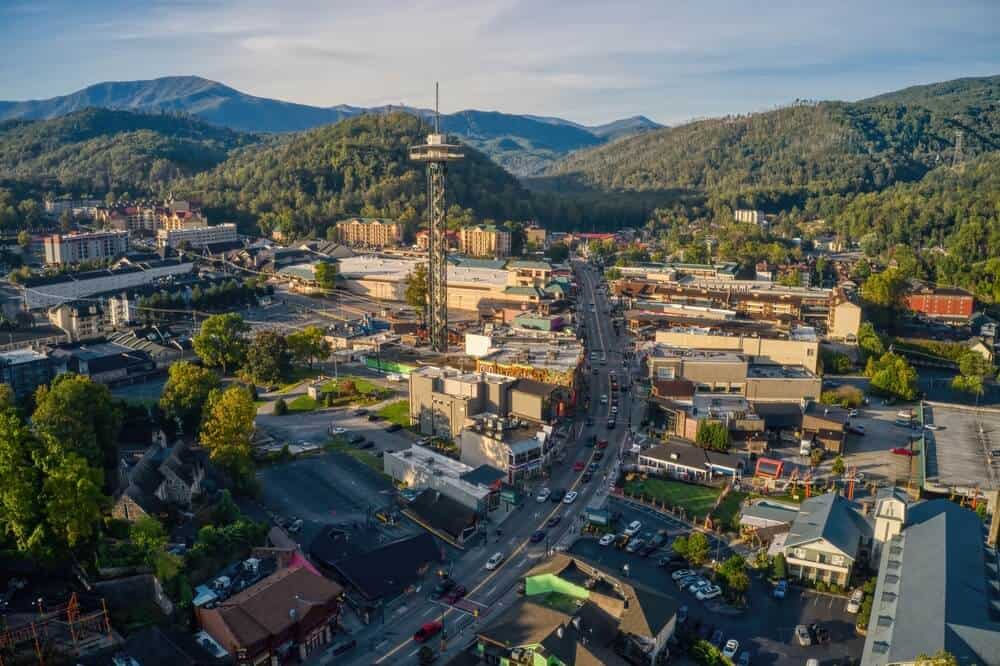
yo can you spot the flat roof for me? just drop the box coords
[748,363,815,379]
[0,348,48,364]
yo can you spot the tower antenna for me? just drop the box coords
[435,82,440,133]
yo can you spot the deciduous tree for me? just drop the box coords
[864,352,918,401]
[244,331,291,386]
[193,313,249,375]
[405,263,429,321]
[200,386,256,489]
[314,262,337,289]
[159,361,221,436]
[287,326,331,368]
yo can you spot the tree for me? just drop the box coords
[718,554,750,596]
[857,321,885,358]
[200,386,256,489]
[832,455,846,475]
[16,230,31,248]
[32,373,122,477]
[862,268,905,309]
[695,420,730,452]
[0,383,14,411]
[545,243,569,263]
[810,447,825,467]
[685,531,711,566]
[314,262,337,289]
[773,552,787,579]
[159,361,221,436]
[42,451,105,549]
[0,407,45,555]
[287,325,331,368]
[915,651,958,666]
[951,350,994,396]
[273,397,288,415]
[193,313,249,375]
[130,516,168,565]
[865,352,918,400]
[405,263,429,321]
[244,331,291,386]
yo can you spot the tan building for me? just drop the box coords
[47,301,105,341]
[408,366,515,439]
[43,230,130,265]
[159,209,209,231]
[459,224,511,258]
[828,288,862,341]
[525,225,548,249]
[654,329,820,374]
[335,218,401,248]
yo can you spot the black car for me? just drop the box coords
[355,408,369,416]
[385,424,402,432]
[530,530,546,543]
[547,515,561,528]
[658,554,687,569]
[607,419,617,429]
[367,414,380,421]
[594,451,604,461]
[550,488,566,502]
[588,462,599,473]
[581,471,593,483]
[360,440,374,449]
[432,578,455,599]
[811,623,831,644]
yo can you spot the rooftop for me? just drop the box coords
[748,363,815,379]
[785,492,871,557]
[0,348,48,364]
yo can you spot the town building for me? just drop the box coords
[802,401,850,454]
[905,285,976,322]
[383,445,500,515]
[637,440,744,481]
[734,209,767,224]
[475,337,582,388]
[0,348,53,399]
[195,565,344,665]
[48,341,157,385]
[157,223,238,250]
[459,413,551,485]
[334,218,401,248]
[408,366,515,438]
[652,329,820,373]
[525,224,548,249]
[780,493,872,588]
[404,488,480,547]
[113,439,207,522]
[861,498,1000,666]
[471,554,678,665]
[43,230,130,265]
[47,301,105,341]
[459,224,511,258]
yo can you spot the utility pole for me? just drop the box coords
[410,83,463,352]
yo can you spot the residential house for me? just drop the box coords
[781,493,872,588]
[113,439,207,522]
[637,440,744,482]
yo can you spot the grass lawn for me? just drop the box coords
[377,400,410,426]
[325,438,387,477]
[321,375,378,394]
[287,395,318,413]
[711,491,748,531]
[276,367,324,394]
[321,375,393,405]
[624,477,721,518]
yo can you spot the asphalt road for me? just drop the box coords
[313,260,633,665]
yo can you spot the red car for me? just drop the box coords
[596,439,609,450]
[442,585,467,604]
[414,620,443,643]
[890,447,917,456]
[573,461,585,471]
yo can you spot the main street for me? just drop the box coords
[319,260,634,665]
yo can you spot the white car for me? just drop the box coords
[563,491,578,504]
[722,639,739,658]
[624,520,642,536]
[696,585,722,600]
[600,394,608,404]
[599,534,615,547]
[536,487,551,502]
[924,423,940,431]
[330,426,347,435]
[485,552,504,570]
[671,569,695,581]
[688,579,710,594]
[849,408,859,418]
[847,588,864,613]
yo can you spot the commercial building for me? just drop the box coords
[637,440,744,481]
[459,413,551,485]
[471,554,678,666]
[408,366,515,438]
[49,341,156,385]
[525,224,548,249]
[0,348,52,398]
[802,401,850,454]
[157,223,238,250]
[195,565,344,665]
[459,224,511,258]
[781,493,872,588]
[861,498,1000,666]
[47,301,105,341]
[653,329,820,373]
[475,337,582,389]
[384,445,497,515]
[905,285,976,322]
[43,230,129,265]
[334,218,401,248]
[19,258,195,310]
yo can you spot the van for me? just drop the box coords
[799,439,812,456]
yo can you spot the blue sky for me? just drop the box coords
[1,0,999,125]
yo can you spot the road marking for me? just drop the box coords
[485,584,498,596]
[407,647,421,658]
[420,607,435,617]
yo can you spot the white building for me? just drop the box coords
[20,259,194,310]
[43,231,129,265]
[383,445,493,514]
[156,223,238,249]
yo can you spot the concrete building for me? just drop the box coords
[734,209,767,224]
[781,493,872,588]
[49,341,156,385]
[20,258,195,310]
[43,230,129,265]
[861,499,1000,666]
[653,329,821,374]
[157,223,238,250]
[383,445,496,515]
[0,348,52,398]
[47,301,105,341]
[408,366,515,438]
[459,224,511,258]
[459,413,551,486]
[334,218,401,248]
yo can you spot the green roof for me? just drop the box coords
[507,259,552,270]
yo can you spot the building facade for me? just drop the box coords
[156,223,238,249]
[334,218,401,248]
[905,286,975,321]
[0,349,52,398]
[459,225,511,258]
[43,230,129,265]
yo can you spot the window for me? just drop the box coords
[793,548,806,559]
[831,555,845,566]
[807,348,814,356]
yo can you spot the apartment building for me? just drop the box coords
[525,224,548,249]
[0,348,52,398]
[334,218,401,248]
[905,285,975,322]
[43,230,129,265]
[47,301,105,341]
[156,223,238,250]
[781,492,872,588]
[653,328,820,374]
[734,209,767,224]
[459,224,511,258]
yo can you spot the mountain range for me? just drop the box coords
[0,76,661,176]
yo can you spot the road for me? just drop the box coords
[318,260,632,665]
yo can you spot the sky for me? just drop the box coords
[1,0,999,125]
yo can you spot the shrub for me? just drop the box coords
[773,553,787,579]
[816,580,829,593]
[273,398,288,415]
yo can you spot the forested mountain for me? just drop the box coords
[860,74,1000,113]
[0,76,661,175]
[542,97,1000,199]
[0,108,257,195]
[176,112,537,239]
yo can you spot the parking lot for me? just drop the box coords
[569,537,864,665]
[924,404,1000,493]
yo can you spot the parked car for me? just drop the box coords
[677,574,700,589]
[687,578,710,594]
[810,623,831,644]
[773,579,788,599]
[536,487,551,502]
[847,588,864,614]
[795,624,812,646]
[625,538,645,553]
[624,521,642,536]
[722,640,740,658]
[890,447,917,456]
[563,491,579,504]
[413,621,443,643]
[697,585,722,601]
[547,515,561,528]
[924,423,940,431]
[658,554,686,569]
[671,569,695,581]
[530,530,546,543]
[599,533,615,546]
[485,552,504,570]
[354,408,369,416]
[432,578,456,599]
[330,426,347,435]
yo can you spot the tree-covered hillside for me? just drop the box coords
[177,112,537,239]
[543,97,1000,200]
[860,74,1000,113]
[0,108,257,196]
